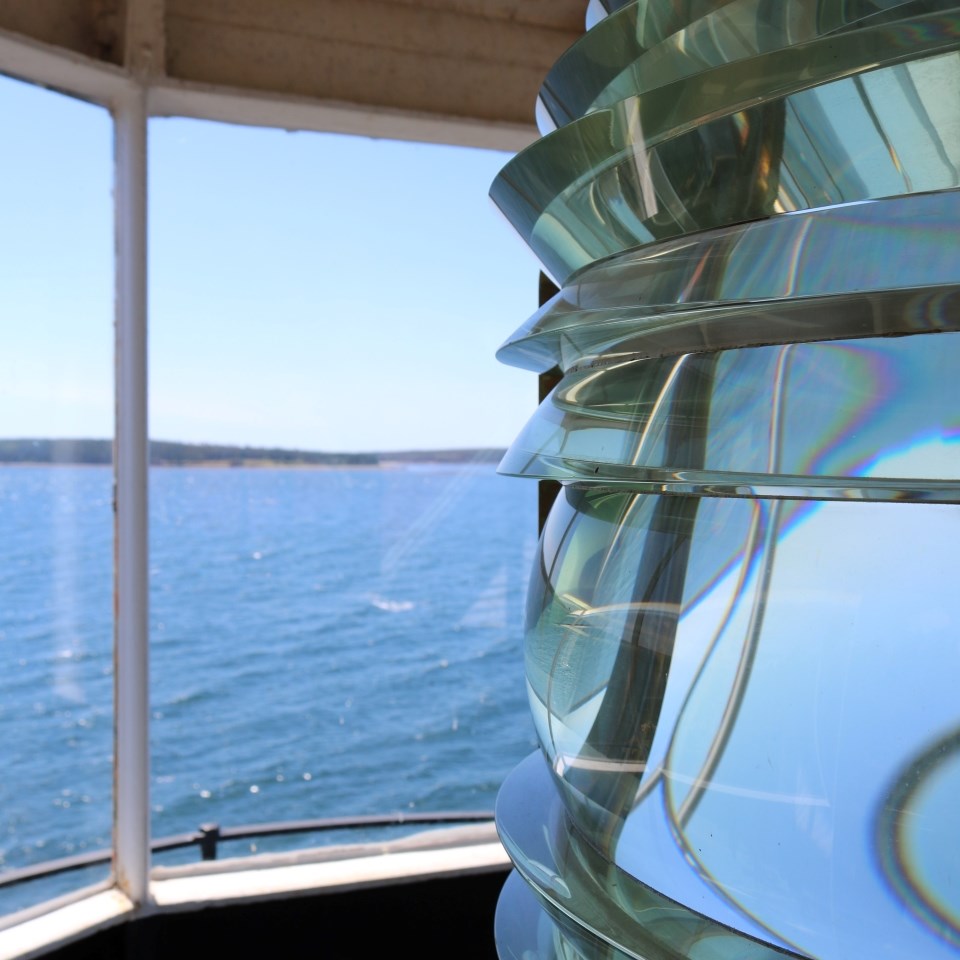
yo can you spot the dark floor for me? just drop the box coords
[48,867,510,960]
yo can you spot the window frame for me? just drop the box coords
[0,32,512,957]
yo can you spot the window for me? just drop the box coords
[0,70,542,930]
[146,119,540,862]
[0,75,113,917]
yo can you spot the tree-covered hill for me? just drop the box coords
[0,438,505,466]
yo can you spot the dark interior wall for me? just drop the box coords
[47,868,510,960]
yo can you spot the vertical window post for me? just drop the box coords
[113,83,150,906]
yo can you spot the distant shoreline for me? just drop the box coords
[0,460,462,469]
[0,439,506,469]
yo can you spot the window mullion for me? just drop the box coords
[113,83,151,908]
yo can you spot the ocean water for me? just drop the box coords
[0,463,540,914]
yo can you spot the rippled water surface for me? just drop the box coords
[0,463,538,913]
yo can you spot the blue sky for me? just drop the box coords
[0,73,544,452]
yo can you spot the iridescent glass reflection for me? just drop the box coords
[501,332,960,497]
[523,484,960,958]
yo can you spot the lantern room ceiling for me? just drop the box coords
[0,0,587,149]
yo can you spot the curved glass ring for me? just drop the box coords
[540,0,945,132]
[498,461,960,503]
[498,331,960,495]
[498,871,795,960]
[499,287,960,375]
[541,0,741,131]
[495,869,780,960]
[496,751,801,958]
[495,190,960,372]
[497,190,960,372]
[500,13,960,233]
[492,39,960,284]
[495,870,629,960]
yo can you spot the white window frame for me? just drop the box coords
[0,26,153,919]
[0,26,511,960]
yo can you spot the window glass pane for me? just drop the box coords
[148,118,540,865]
[0,76,114,915]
